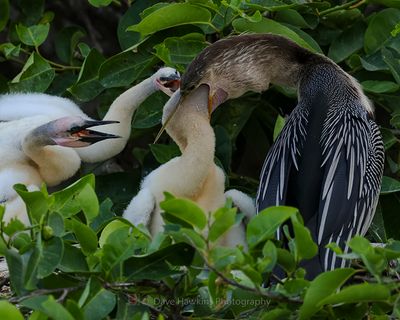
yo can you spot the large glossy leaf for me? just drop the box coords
[319,283,390,305]
[0,301,23,320]
[362,80,400,93]
[68,219,98,256]
[150,143,181,164]
[208,207,237,242]
[382,47,400,84]
[117,0,159,50]
[328,21,365,62]
[9,52,55,92]
[82,284,116,320]
[160,197,207,230]
[21,295,74,320]
[16,23,50,47]
[364,8,400,54]
[14,184,49,224]
[99,51,157,88]
[299,268,356,319]
[247,206,298,248]
[124,242,195,280]
[380,176,400,194]
[37,237,64,278]
[68,48,105,101]
[127,3,212,36]
[154,34,208,70]
[232,17,315,51]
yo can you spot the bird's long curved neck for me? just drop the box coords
[102,77,156,136]
[168,109,215,195]
[76,77,157,163]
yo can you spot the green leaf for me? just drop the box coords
[52,175,95,212]
[382,47,400,84]
[0,0,9,32]
[167,227,206,250]
[247,206,298,248]
[258,240,278,273]
[14,184,49,224]
[362,80,400,93]
[154,35,208,70]
[291,217,318,260]
[124,242,195,280]
[0,301,24,320]
[275,9,311,29]
[319,283,390,305]
[328,21,365,63]
[76,183,99,223]
[209,246,245,269]
[299,268,356,319]
[82,287,116,320]
[99,219,130,247]
[232,17,315,51]
[37,237,63,278]
[21,295,74,320]
[68,48,105,101]
[127,3,212,36]
[273,115,285,141]
[99,51,156,88]
[88,0,112,7]
[150,143,181,164]
[132,91,169,128]
[160,196,207,230]
[58,243,89,273]
[102,225,149,272]
[6,248,26,295]
[117,0,159,50]
[348,236,386,277]
[16,23,50,47]
[47,212,64,237]
[10,52,55,92]
[208,207,237,242]
[364,8,400,54]
[69,219,98,255]
[380,176,400,194]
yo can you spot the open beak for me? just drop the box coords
[67,120,120,146]
[156,74,181,96]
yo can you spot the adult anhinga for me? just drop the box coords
[165,34,384,279]
[0,116,118,225]
[123,87,255,246]
[0,67,180,163]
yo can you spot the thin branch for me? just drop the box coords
[319,0,362,16]
[205,261,302,304]
[9,285,85,304]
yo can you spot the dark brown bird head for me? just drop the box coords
[180,33,315,114]
[155,34,319,142]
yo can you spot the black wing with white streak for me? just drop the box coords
[256,106,308,212]
[256,99,384,277]
[317,108,384,270]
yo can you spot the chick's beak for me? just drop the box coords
[157,74,181,96]
[66,120,121,147]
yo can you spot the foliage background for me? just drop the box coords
[1,0,400,319]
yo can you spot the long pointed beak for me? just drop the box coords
[70,120,121,144]
[154,90,182,143]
